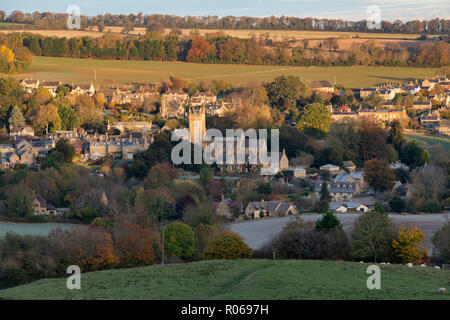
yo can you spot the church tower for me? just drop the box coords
[189,106,206,145]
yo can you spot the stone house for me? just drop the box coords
[245,199,297,219]
[71,83,96,96]
[32,196,57,216]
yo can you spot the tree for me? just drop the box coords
[363,159,395,191]
[4,185,33,218]
[400,140,429,169]
[164,222,196,260]
[315,211,342,231]
[320,182,331,202]
[387,119,404,151]
[111,222,154,267]
[431,221,450,263]
[296,102,331,136]
[55,137,76,163]
[0,45,15,73]
[265,75,303,111]
[33,103,61,134]
[392,226,427,264]
[351,211,394,263]
[58,226,118,271]
[203,231,252,260]
[199,166,213,187]
[182,202,216,228]
[8,105,25,128]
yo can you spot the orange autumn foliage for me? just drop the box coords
[59,226,118,271]
[112,222,154,267]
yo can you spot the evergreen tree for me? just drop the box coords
[8,105,25,128]
[320,182,332,202]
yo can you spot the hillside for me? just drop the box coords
[0,260,449,300]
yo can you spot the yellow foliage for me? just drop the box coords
[0,45,15,63]
[392,226,428,264]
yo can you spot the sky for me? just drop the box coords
[2,0,449,21]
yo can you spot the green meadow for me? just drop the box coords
[0,260,448,300]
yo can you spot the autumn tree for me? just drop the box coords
[59,226,118,271]
[0,45,15,73]
[111,222,154,267]
[203,230,252,260]
[33,103,61,134]
[363,159,395,191]
[392,226,427,264]
[186,38,210,62]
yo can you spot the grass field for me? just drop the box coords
[0,260,448,300]
[406,133,450,152]
[15,56,439,88]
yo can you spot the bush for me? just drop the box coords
[27,215,48,223]
[422,200,441,213]
[389,197,406,213]
[272,217,350,260]
[203,231,252,260]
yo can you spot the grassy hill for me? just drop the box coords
[14,56,438,88]
[0,260,449,300]
[405,133,450,152]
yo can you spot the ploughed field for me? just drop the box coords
[0,259,448,300]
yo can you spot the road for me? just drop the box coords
[228,213,449,253]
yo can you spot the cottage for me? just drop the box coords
[310,80,334,93]
[20,79,40,93]
[245,199,297,219]
[214,197,243,220]
[71,83,95,96]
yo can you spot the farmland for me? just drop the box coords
[0,27,425,50]
[0,259,448,300]
[15,56,439,88]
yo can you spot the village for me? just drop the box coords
[0,74,447,221]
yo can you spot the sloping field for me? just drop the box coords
[0,259,448,300]
[406,132,450,152]
[15,56,438,88]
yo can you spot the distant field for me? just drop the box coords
[0,260,448,300]
[14,56,439,88]
[0,27,424,49]
[406,133,450,151]
[0,22,25,27]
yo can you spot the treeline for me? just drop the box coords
[2,10,450,34]
[7,32,449,67]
